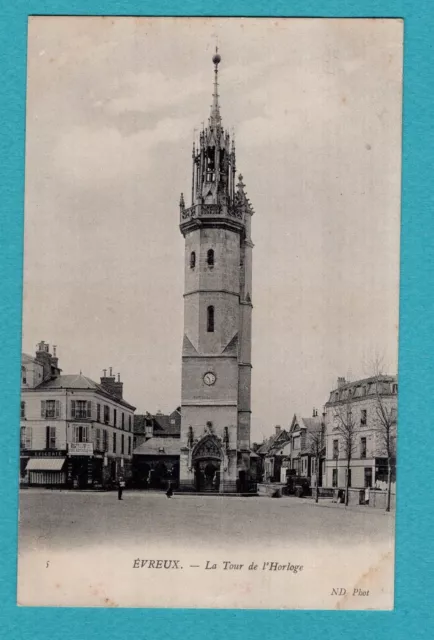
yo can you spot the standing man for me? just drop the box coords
[118,478,125,500]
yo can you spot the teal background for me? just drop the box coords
[0,1,433,638]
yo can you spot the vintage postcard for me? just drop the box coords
[18,16,402,609]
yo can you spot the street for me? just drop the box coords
[19,489,394,553]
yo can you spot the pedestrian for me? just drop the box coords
[166,481,173,498]
[118,478,125,500]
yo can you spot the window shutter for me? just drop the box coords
[51,427,56,447]
[71,400,76,418]
[87,401,92,418]
[46,426,50,449]
[55,400,60,418]
[41,400,46,418]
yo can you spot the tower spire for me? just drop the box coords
[210,47,222,128]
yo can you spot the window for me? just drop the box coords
[333,439,339,459]
[128,415,132,431]
[72,425,89,443]
[113,432,117,453]
[190,251,196,269]
[360,437,367,459]
[20,426,32,449]
[122,413,125,429]
[20,401,25,418]
[347,469,352,488]
[103,429,108,452]
[392,383,398,394]
[71,400,91,419]
[360,409,367,425]
[207,249,214,266]
[104,405,110,424]
[97,404,101,422]
[332,468,338,487]
[391,407,397,423]
[128,436,132,455]
[207,306,214,332]
[121,434,125,454]
[41,400,60,418]
[312,458,316,474]
[364,467,373,488]
[96,428,101,451]
[21,366,27,385]
[114,409,117,427]
[45,426,56,449]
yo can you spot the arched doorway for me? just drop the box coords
[192,435,223,493]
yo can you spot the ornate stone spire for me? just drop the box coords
[209,47,222,129]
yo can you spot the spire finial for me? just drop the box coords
[210,47,222,128]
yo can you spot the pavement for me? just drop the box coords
[18,489,395,554]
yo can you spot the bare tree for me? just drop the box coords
[308,422,325,503]
[333,397,358,506]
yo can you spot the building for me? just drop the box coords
[20,341,135,488]
[178,50,255,493]
[281,412,325,487]
[323,375,397,491]
[256,427,290,483]
[133,408,181,489]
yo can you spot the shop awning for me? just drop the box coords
[26,458,66,471]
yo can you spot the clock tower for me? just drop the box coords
[178,50,254,493]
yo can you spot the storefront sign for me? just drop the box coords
[68,443,94,456]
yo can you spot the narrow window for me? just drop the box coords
[97,404,101,422]
[122,413,125,429]
[129,415,132,431]
[20,401,25,418]
[360,437,367,459]
[22,366,27,385]
[114,409,117,427]
[207,249,214,266]
[332,468,338,487]
[121,434,125,454]
[190,251,196,269]
[333,439,339,459]
[360,409,367,425]
[128,437,132,455]
[113,432,117,454]
[207,305,215,332]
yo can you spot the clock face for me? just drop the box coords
[203,372,216,386]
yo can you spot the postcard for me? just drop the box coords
[17,16,402,609]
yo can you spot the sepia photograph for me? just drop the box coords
[18,16,402,609]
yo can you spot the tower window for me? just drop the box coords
[207,306,215,332]
[190,251,196,269]
[207,249,214,267]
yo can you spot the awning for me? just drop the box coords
[26,458,66,472]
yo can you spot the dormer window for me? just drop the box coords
[207,249,214,267]
[190,251,196,269]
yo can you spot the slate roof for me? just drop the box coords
[133,437,181,456]
[35,374,136,410]
[134,409,181,436]
[256,430,290,456]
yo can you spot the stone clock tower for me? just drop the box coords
[178,50,254,493]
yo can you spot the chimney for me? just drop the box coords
[275,425,281,436]
[35,341,61,380]
[100,368,123,400]
[337,376,346,389]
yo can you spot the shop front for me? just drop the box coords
[23,451,67,486]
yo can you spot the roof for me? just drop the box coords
[327,374,397,405]
[35,374,136,410]
[134,409,181,436]
[289,414,322,435]
[256,430,290,456]
[133,437,181,456]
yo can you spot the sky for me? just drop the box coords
[22,17,403,442]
